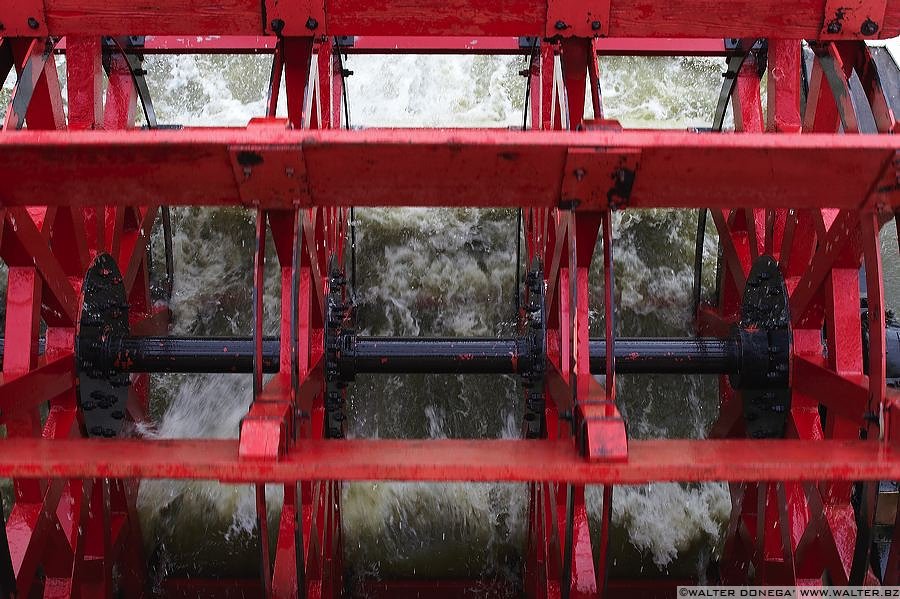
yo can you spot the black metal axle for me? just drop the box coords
[7,327,897,382]
[97,335,740,376]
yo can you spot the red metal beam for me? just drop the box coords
[65,36,725,56]
[0,129,897,210]
[0,438,895,483]
[6,0,900,39]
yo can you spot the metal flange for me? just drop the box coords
[324,257,352,439]
[730,255,792,439]
[75,253,131,438]
[520,263,547,439]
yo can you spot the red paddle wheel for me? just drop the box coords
[0,1,897,596]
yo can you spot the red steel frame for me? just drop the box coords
[0,1,899,596]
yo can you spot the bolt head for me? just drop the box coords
[827,20,842,34]
[270,18,285,33]
[861,19,879,36]
[305,17,319,30]
[27,17,39,29]
[554,20,568,31]
[591,20,601,31]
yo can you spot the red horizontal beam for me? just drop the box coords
[67,36,724,56]
[339,36,728,56]
[5,0,900,39]
[0,128,896,210]
[0,438,896,483]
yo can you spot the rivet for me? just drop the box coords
[554,20,568,30]
[591,20,601,31]
[827,20,842,34]
[861,19,879,36]
[27,17,39,30]
[270,18,285,34]
[305,17,319,30]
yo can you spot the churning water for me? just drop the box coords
[1,44,898,593]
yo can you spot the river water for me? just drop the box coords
[1,44,898,594]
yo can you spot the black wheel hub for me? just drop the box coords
[520,263,546,439]
[75,253,132,438]
[324,257,352,439]
[729,255,792,439]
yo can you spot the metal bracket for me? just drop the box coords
[264,0,326,37]
[561,147,640,211]
[229,120,311,207]
[546,0,610,38]
[239,402,292,460]
[1,0,48,37]
[820,0,888,39]
[576,401,628,461]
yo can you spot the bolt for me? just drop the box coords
[270,18,285,34]
[827,20,842,34]
[591,20,601,31]
[554,20,568,31]
[574,168,586,182]
[27,17,39,30]
[861,19,879,36]
[341,68,353,77]
[305,17,319,30]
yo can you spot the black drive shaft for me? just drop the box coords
[92,335,740,376]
